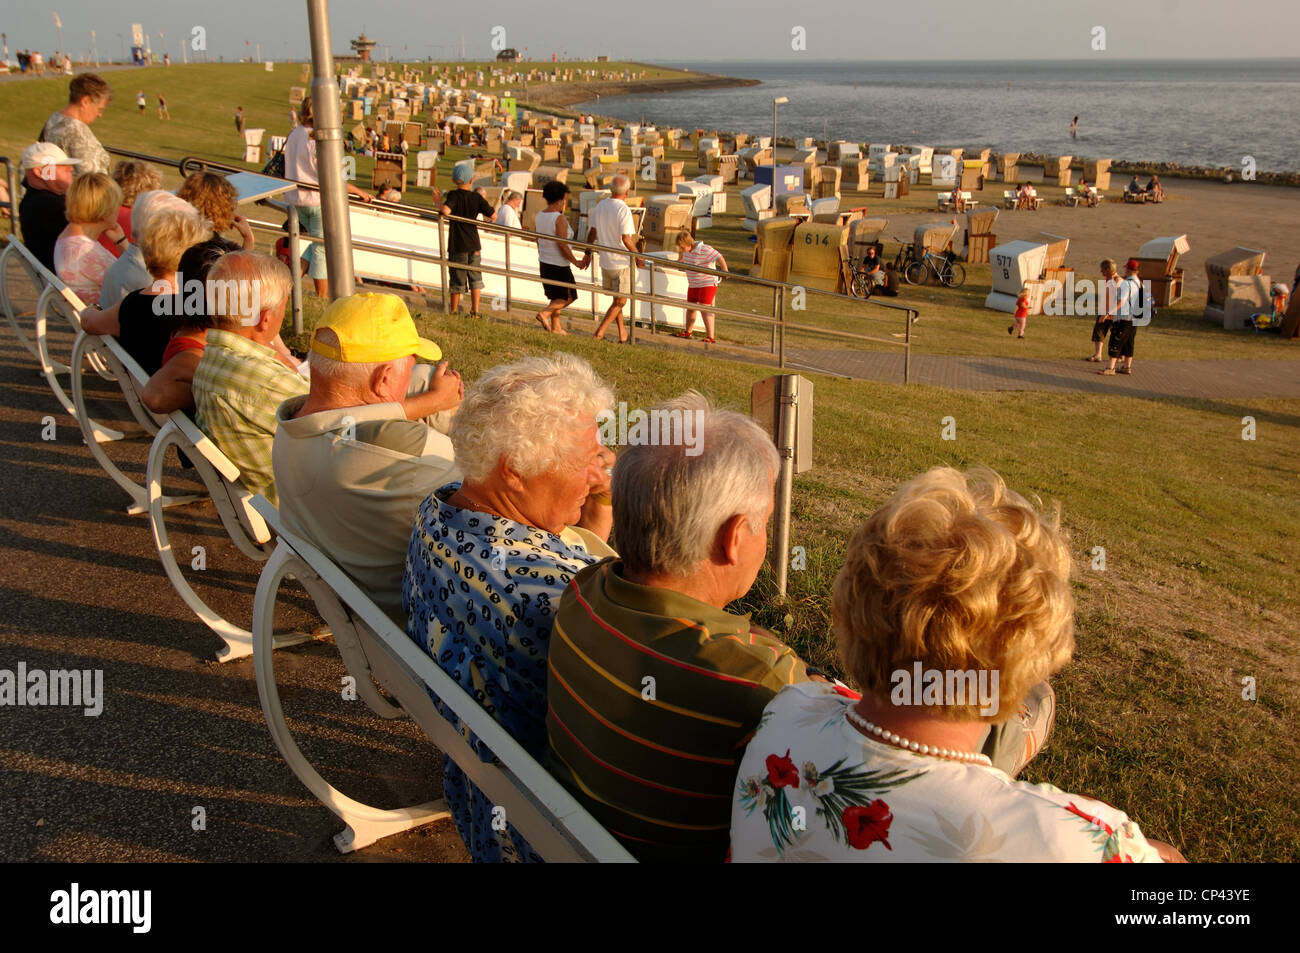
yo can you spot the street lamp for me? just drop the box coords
[116,33,123,62]
[772,96,788,163]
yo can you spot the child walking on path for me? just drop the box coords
[674,230,729,343]
[1009,288,1029,338]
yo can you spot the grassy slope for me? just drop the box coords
[4,64,1298,861]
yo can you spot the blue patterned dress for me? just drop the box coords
[402,482,605,862]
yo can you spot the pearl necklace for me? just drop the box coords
[844,707,993,767]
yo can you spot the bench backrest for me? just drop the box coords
[248,494,635,862]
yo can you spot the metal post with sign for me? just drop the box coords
[751,374,814,599]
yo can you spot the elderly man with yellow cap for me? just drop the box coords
[273,292,463,622]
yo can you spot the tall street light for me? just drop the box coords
[116,33,124,62]
[772,96,788,167]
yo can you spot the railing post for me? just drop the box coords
[504,229,512,314]
[770,285,778,355]
[777,284,787,369]
[288,205,304,335]
[648,258,657,336]
[771,373,797,600]
[438,213,449,314]
[904,309,913,384]
[627,255,638,345]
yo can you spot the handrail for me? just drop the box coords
[102,143,920,381]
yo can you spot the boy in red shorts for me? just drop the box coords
[674,229,728,343]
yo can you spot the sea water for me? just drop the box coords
[574,58,1300,174]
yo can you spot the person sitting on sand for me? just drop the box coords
[1145,175,1164,202]
[1126,175,1144,195]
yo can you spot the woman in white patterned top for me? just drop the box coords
[731,466,1187,863]
[54,172,125,307]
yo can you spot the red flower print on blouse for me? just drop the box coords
[843,800,893,851]
[765,750,800,789]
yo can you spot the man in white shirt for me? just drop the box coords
[1100,259,1143,376]
[494,190,523,230]
[587,175,640,343]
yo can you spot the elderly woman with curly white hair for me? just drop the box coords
[730,466,1187,863]
[402,352,616,864]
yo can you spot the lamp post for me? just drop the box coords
[116,33,123,62]
[306,0,356,299]
[90,30,98,66]
[772,96,788,161]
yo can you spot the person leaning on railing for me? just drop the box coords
[402,353,616,863]
[729,466,1188,863]
[283,94,374,300]
[40,73,112,175]
[532,180,590,335]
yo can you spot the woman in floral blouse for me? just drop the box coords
[54,172,125,306]
[731,466,1187,863]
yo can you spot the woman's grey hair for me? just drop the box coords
[500,189,521,205]
[612,391,779,577]
[451,353,614,483]
[130,190,200,243]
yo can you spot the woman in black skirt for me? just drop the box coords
[532,180,590,334]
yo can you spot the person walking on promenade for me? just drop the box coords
[1100,259,1143,376]
[1086,259,1121,362]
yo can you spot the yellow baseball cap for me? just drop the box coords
[311,293,442,363]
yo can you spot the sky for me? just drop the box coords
[2,0,1297,63]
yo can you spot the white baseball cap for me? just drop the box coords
[21,142,82,171]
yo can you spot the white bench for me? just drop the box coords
[248,494,636,860]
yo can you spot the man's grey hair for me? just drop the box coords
[612,391,779,578]
[451,353,613,483]
[206,251,290,329]
[307,327,390,389]
[609,174,630,196]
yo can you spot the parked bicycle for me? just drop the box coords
[905,249,965,288]
[848,254,886,299]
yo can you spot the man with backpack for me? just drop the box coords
[1099,259,1146,376]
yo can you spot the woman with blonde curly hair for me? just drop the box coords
[54,172,124,305]
[731,466,1186,863]
[175,171,256,282]
[403,352,616,864]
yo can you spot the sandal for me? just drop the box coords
[1084,356,1101,362]
[1118,366,1132,374]
[1098,368,1116,375]
[674,331,692,338]
[704,337,716,344]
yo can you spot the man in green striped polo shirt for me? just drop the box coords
[546,391,821,862]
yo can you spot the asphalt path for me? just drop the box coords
[0,267,466,862]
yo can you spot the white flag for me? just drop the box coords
[53,12,62,29]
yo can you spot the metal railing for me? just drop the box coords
[103,145,919,382]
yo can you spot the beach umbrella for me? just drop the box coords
[447,115,471,125]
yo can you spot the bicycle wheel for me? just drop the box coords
[905,261,927,285]
[942,263,966,288]
[850,271,872,299]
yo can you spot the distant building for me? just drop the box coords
[595,55,609,62]
[496,48,522,62]
[350,33,377,62]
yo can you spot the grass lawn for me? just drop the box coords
[4,63,1298,862]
